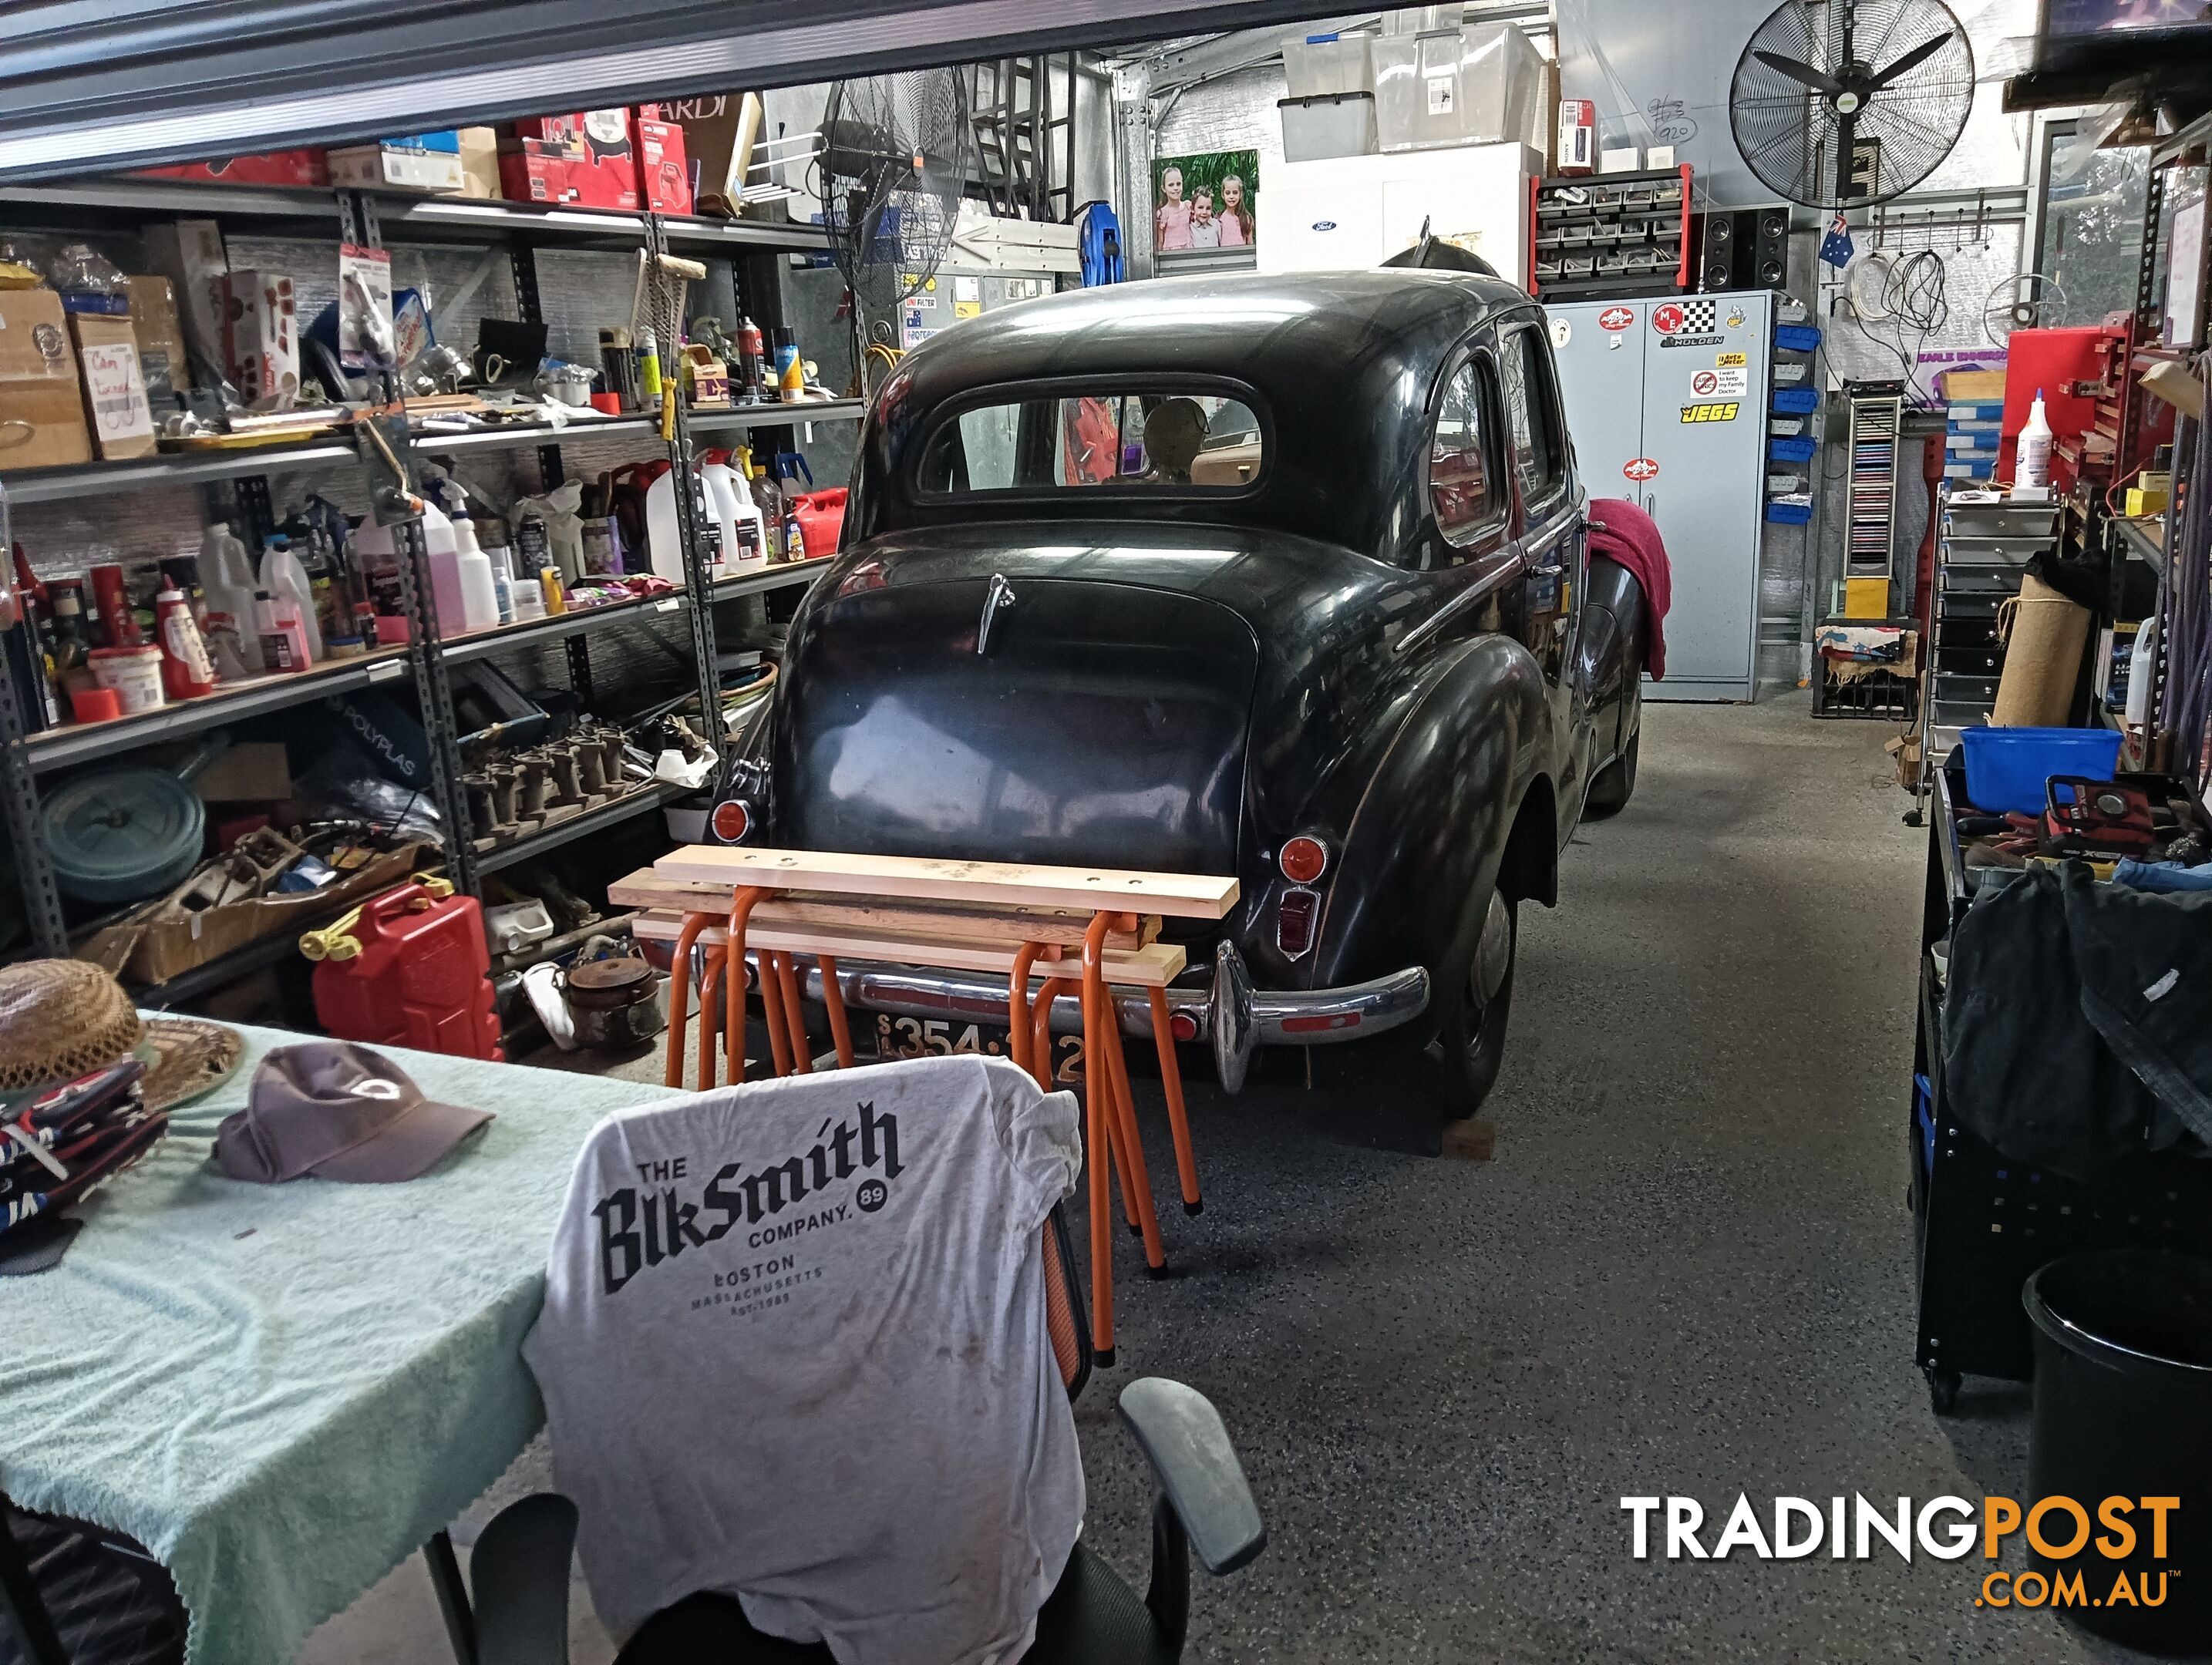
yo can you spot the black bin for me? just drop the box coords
[2025,1250,2212,1653]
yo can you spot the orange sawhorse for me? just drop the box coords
[1008,916,1204,1364]
[662,888,860,1089]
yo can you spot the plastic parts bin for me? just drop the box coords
[2025,1251,2212,1650]
[1958,725,2121,815]
[1279,92,1379,162]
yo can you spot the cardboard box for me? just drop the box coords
[140,149,328,189]
[67,311,157,460]
[140,220,229,385]
[634,113,693,214]
[508,112,638,209]
[456,127,501,200]
[658,92,762,215]
[328,139,464,193]
[125,275,190,406]
[221,271,300,408]
[194,742,294,803]
[0,288,94,471]
[500,137,581,205]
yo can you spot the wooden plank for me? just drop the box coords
[607,870,1158,949]
[633,910,1187,987]
[1439,1118,1497,1162]
[651,845,1239,920]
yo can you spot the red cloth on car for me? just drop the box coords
[1587,496,1672,681]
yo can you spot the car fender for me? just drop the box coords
[1282,630,1554,998]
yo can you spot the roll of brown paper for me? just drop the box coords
[1992,573,2091,728]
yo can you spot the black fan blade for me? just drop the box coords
[1834,111,1860,201]
[1753,49,1844,96]
[1868,30,1954,89]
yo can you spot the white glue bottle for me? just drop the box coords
[2016,388,2054,493]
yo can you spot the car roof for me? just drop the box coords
[893,268,1534,409]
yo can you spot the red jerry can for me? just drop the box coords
[791,487,847,558]
[301,876,504,1060]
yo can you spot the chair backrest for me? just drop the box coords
[524,1054,1088,1665]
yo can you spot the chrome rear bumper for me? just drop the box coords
[648,939,1429,1094]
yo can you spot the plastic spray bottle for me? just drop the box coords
[2017,389,2054,494]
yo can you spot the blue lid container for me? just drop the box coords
[1769,436,1817,463]
[1772,387,1820,414]
[1775,323,1822,352]
[1766,500,1813,523]
[1958,725,2123,816]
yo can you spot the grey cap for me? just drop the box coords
[216,1041,493,1184]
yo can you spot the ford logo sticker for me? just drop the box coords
[1311,220,1338,231]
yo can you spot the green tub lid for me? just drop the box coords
[43,766,207,903]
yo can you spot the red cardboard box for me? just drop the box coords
[634,113,692,215]
[142,150,329,189]
[500,138,581,206]
[506,112,637,209]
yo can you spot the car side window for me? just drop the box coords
[1499,325,1566,512]
[1428,356,1507,550]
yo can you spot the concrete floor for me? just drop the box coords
[305,698,2135,1663]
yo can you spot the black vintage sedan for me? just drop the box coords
[729,269,1651,1145]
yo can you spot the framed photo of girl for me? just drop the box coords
[1154,150,1258,254]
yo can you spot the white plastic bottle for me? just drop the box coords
[417,497,469,639]
[449,516,501,634]
[260,535,325,663]
[701,450,766,577]
[483,533,517,625]
[198,522,264,678]
[644,464,725,582]
[2017,388,2054,494]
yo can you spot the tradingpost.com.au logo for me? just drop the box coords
[1624,1495,2180,1610]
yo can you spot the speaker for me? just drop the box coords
[1753,207,1790,291]
[1698,211,1738,292]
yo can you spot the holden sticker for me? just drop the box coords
[1550,318,1572,348]
[1598,305,1634,331]
[1624,456,1660,482]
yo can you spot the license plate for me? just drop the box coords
[870,1011,1085,1085]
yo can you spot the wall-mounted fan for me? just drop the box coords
[1730,0,1976,209]
[816,69,970,393]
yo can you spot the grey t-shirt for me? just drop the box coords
[524,1054,1084,1663]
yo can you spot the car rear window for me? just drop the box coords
[914,391,1265,494]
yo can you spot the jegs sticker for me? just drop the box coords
[1679,402,1742,423]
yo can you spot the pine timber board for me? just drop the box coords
[606,870,1159,949]
[632,910,1188,987]
[651,846,1239,920]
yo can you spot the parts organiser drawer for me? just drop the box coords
[1941,534,2049,566]
[1934,673,2003,707]
[1935,644,2006,677]
[1941,567,2024,597]
[1943,506,2060,540]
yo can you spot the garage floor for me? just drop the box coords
[305,699,2127,1664]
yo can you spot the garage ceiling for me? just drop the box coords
[0,0,1345,182]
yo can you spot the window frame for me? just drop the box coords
[1424,343,1512,553]
[906,373,1274,506]
[1497,319,1570,523]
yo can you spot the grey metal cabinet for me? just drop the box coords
[1547,291,1771,701]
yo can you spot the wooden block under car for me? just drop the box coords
[0,288,94,470]
[66,309,157,461]
[1439,1118,1497,1162]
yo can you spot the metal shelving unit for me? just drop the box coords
[0,173,853,967]
[0,402,863,508]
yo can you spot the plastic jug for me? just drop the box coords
[199,522,263,678]
[701,449,767,576]
[418,498,470,638]
[638,461,725,583]
[301,877,505,1060]
[261,535,325,662]
[449,516,502,634]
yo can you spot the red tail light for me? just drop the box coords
[1279,836,1328,885]
[710,799,752,843]
[1277,886,1318,958]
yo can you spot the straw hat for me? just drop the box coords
[0,960,241,1112]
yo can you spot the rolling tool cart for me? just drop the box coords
[1911,754,2212,1414]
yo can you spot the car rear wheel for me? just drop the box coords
[1584,729,1640,819]
[1442,888,1517,1118]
